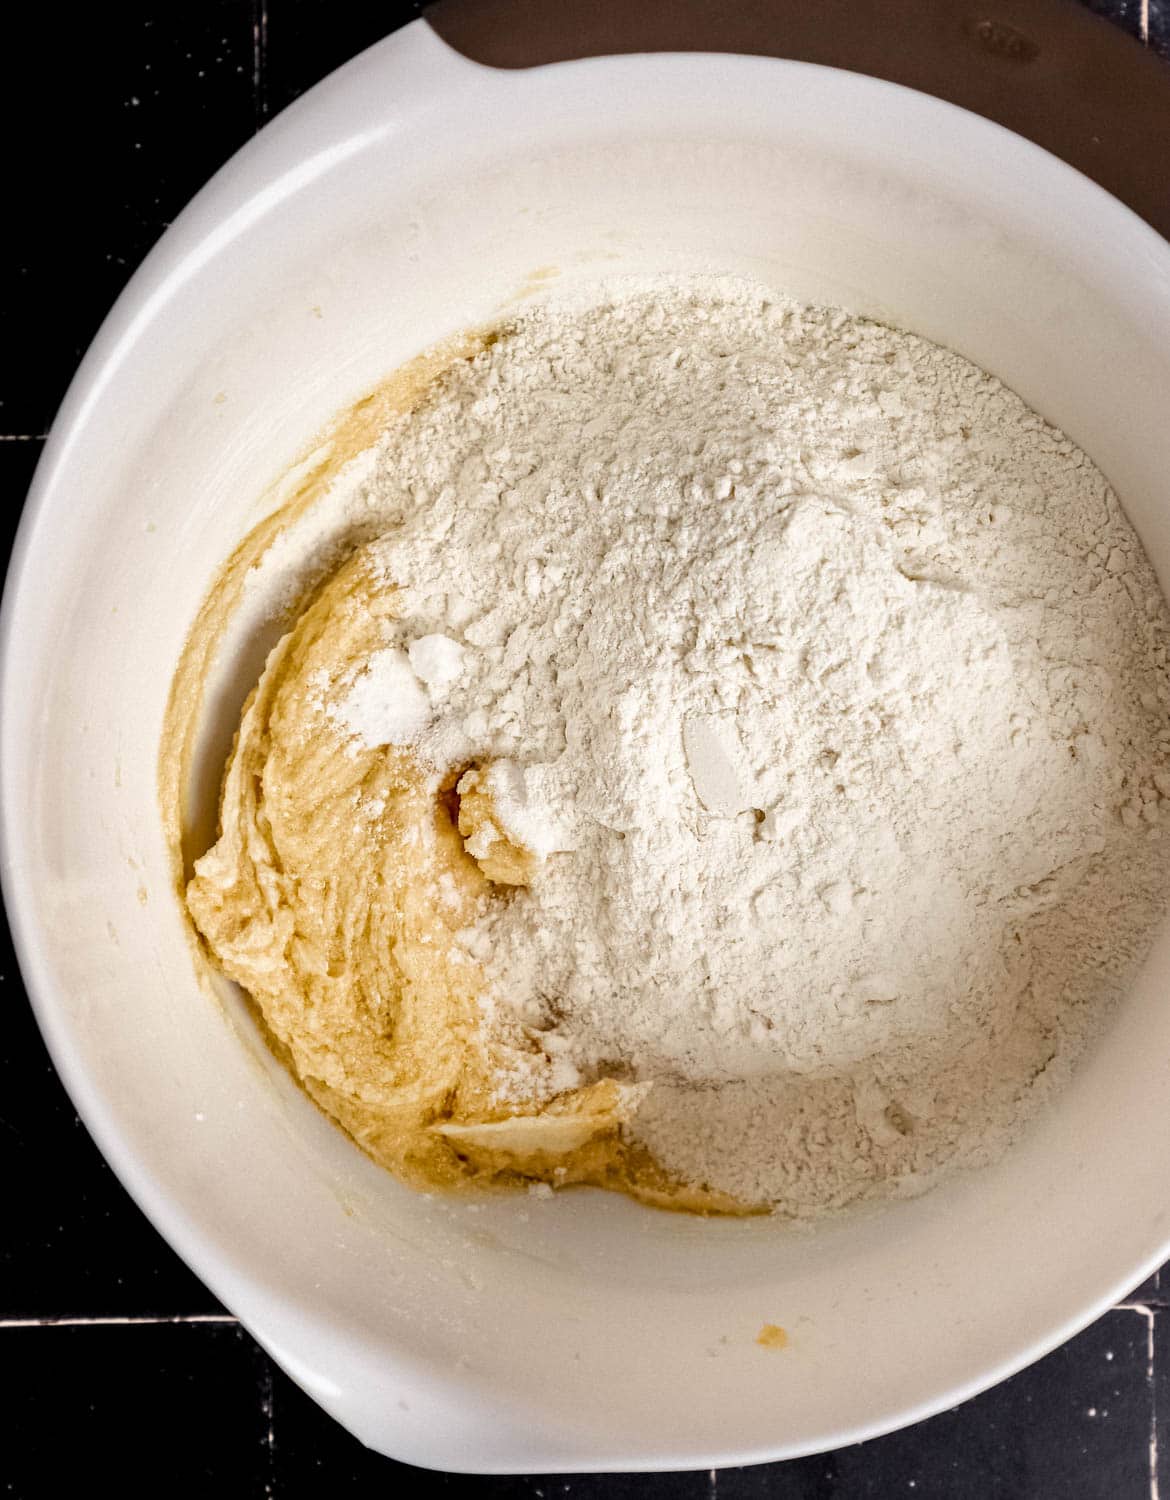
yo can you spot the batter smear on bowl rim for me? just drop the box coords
[178,276,1170,1216]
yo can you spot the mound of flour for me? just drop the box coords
[261,278,1170,1213]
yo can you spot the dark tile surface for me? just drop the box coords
[1157,0,1170,58]
[1081,0,1170,55]
[3,1324,269,1499]
[3,4,255,436]
[2,2,1169,1494]
[263,1,420,116]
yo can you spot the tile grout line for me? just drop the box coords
[1116,1302,1160,1500]
[261,1359,276,1496]
[252,0,270,129]
[0,1314,239,1327]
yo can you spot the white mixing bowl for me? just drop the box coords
[4,20,1170,1473]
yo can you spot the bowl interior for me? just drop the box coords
[5,29,1170,1471]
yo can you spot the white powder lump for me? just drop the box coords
[327,646,431,745]
[292,277,1170,1215]
[408,633,465,693]
[480,760,574,860]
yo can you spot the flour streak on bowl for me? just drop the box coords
[3,18,1170,1472]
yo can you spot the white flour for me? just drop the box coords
[254,277,1170,1213]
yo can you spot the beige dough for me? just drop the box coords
[184,538,741,1211]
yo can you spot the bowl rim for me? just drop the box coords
[3,23,1170,1472]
